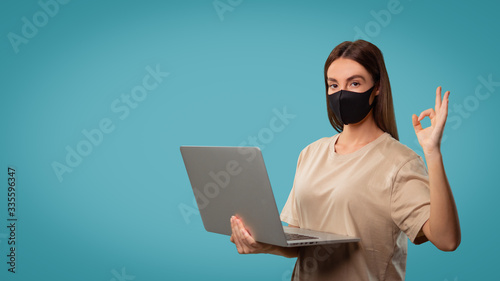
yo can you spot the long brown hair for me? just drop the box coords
[324,40,399,141]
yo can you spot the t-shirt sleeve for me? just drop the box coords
[280,149,305,227]
[280,184,299,226]
[391,156,431,245]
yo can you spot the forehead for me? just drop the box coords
[327,58,371,80]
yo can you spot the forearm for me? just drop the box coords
[267,245,299,258]
[425,150,461,250]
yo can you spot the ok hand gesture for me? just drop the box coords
[412,86,450,157]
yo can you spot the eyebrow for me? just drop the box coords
[327,75,367,82]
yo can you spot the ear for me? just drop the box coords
[374,82,380,96]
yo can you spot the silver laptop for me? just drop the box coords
[180,146,360,247]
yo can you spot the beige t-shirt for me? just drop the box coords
[280,132,430,281]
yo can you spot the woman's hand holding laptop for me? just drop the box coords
[230,216,299,258]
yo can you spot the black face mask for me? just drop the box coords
[328,86,376,125]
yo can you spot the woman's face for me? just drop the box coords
[327,58,378,103]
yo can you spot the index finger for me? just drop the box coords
[435,86,442,113]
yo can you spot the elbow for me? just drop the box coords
[286,247,300,258]
[429,224,461,252]
[438,242,459,252]
[437,236,461,252]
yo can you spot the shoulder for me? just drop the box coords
[379,133,423,166]
[292,134,337,166]
[378,134,428,181]
[299,134,338,156]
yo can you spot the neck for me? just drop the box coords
[338,111,384,146]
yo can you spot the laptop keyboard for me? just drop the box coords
[285,233,319,241]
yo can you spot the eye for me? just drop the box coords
[351,81,360,87]
[329,84,338,89]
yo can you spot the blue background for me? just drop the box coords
[1,0,498,280]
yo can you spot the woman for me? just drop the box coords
[230,40,460,280]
